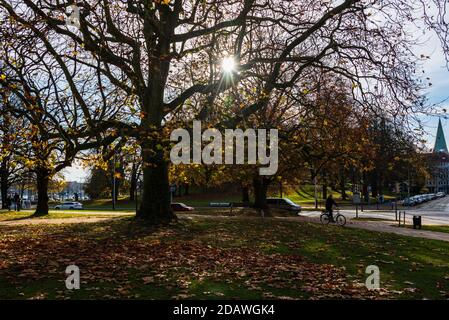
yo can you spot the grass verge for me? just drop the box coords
[1,215,448,300]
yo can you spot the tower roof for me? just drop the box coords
[434,118,448,153]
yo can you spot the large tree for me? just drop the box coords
[1,0,447,223]
[0,108,25,207]
[0,19,125,215]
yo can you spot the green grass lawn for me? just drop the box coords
[0,215,448,300]
[0,210,127,221]
[72,183,400,213]
[404,225,449,234]
[73,198,136,211]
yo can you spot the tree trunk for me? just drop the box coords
[241,185,250,203]
[129,163,138,202]
[34,168,49,216]
[378,173,384,197]
[184,183,189,196]
[321,171,327,199]
[362,182,369,203]
[136,143,176,224]
[340,168,347,200]
[322,184,328,200]
[135,44,174,224]
[0,182,7,209]
[202,167,212,193]
[129,182,136,202]
[253,176,269,209]
[371,172,378,197]
[177,184,182,197]
[0,160,8,209]
[279,181,283,198]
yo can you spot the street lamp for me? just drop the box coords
[112,152,116,211]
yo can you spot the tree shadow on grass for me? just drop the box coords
[4,214,35,221]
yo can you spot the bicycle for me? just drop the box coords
[320,208,346,226]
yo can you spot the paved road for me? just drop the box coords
[301,196,449,226]
[277,216,449,242]
[410,196,449,212]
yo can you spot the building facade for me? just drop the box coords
[426,119,449,193]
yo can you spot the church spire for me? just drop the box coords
[434,118,448,153]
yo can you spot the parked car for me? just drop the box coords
[402,197,416,206]
[54,202,83,210]
[413,195,422,204]
[266,198,302,214]
[402,192,443,207]
[171,203,194,212]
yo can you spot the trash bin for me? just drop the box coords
[413,215,422,229]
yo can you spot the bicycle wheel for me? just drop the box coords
[336,214,346,226]
[320,213,330,225]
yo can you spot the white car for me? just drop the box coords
[54,202,83,210]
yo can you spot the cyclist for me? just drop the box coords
[325,194,338,222]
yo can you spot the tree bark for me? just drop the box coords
[322,184,328,200]
[241,185,250,203]
[340,167,347,200]
[279,181,283,198]
[321,171,327,199]
[362,171,369,202]
[135,34,174,224]
[253,176,269,209]
[0,179,7,209]
[370,171,378,197]
[136,142,176,224]
[34,168,49,216]
[129,163,138,202]
[0,159,8,209]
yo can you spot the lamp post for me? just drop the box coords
[112,152,116,211]
[314,169,318,209]
[407,164,410,198]
[135,176,139,214]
